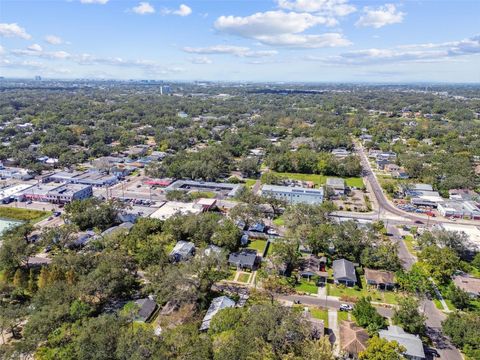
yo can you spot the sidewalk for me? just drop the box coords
[328,309,340,356]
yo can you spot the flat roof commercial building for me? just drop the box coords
[437,201,480,219]
[20,183,92,204]
[260,184,324,205]
[0,184,33,201]
[45,170,117,187]
[149,201,203,220]
[165,180,242,198]
[326,178,346,195]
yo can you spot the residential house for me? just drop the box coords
[333,259,357,287]
[200,296,235,331]
[365,268,396,290]
[228,249,257,270]
[331,148,351,159]
[340,321,369,358]
[169,241,195,262]
[379,326,425,360]
[134,297,158,322]
[101,222,134,237]
[453,274,480,298]
[384,163,401,173]
[299,255,329,285]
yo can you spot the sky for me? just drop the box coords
[0,0,479,82]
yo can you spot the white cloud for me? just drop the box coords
[45,35,63,45]
[214,10,350,48]
[254,33,350,48]
[0,23,31,39]
[277,0,356,17]
[183,45,278,58]
[190,56,213,64]
[174,4,192,16]
[80,0,109,4]
[356,4,405,28]
[0,45,4,55]
[322,35,480,65]
[27,44,43,52]
[132,2,155,15]
[162,4,192,17]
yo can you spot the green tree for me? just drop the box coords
[392,297,426,335]
[418,245,459,284]
[359,336,406,360]
[352,297,387,335]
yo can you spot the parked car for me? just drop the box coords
[339,304,353,311]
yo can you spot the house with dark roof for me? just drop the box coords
[340,321,369,358]
[365,268,396,290]
[169,241,195,262]
[134,297,158,322]
[333,259,357,287]
[379,326,425,360]
[299,255,329,285]
[200,296,235,331]
[228,249,257,270]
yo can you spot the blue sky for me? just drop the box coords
[1,0,479,82]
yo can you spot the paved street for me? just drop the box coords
[356,141,463,360]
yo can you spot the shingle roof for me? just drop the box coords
[200,296,235,330]
[333,259,356,282]
[228,249,257,268]
[340,321,369,356]
[365,268,395,285]
[379,326,425,359]
[135,298,157,322]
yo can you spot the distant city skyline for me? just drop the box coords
[1,0,479,82]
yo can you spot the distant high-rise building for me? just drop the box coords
[34,75,42,81]
[161,85,171,95]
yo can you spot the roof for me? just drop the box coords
[150,201,203,220]
[364,268,395,285]
[261,184,324,196]
[453,274,480,295]
[165,180,242,197]
[326,178,346,188]
[170,241,195,258]
[135,298,157,322]
[379,326,425,359]
[200,296,235,330]
[340,321,369,355]
[410,183,433,191]
[333,259,356,282]
[101,222,134,237]
[228,249,257,267]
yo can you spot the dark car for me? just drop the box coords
[414,220,424,224]
[426,348,440,358]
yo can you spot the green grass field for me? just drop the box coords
[273,216,285,226]
[295,280,318,294]
[0,207,50,223]
[237,273,251,283]
[270,172,364,188]
[245,179,257,188]
[403,235,418,256]
[327,277,399,304]
[338,310,350,322]
[310,308,329,327]
[247,239,267,253]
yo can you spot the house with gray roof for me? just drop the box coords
[200,296,235,331]
[169,241,195,262]
[228,249,257,270]
[379,326,425,360]
[326,177,346,195]
[134,297,158,322]
[333,259,357,286]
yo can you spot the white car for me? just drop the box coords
[339,304,353,311]
[267,229,278,236]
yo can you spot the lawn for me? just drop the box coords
[189,191,216,199]
[226,270,236,281]
[327,277,399,305]
[237,273,251,283]
[403,235,418,256]
[273,216,285,226]
[310,307,329,327]
[245,179,257,188]
[338,310,350,322]
[270,172,363,189]
[247,239,268,253]
[0,207,50,223]
[264,242,276,257]
[295,280,318,294]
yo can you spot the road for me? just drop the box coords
[356,142,463,360]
